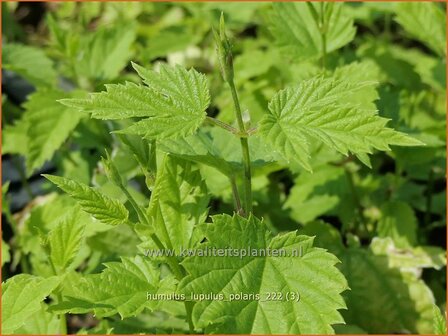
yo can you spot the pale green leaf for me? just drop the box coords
[433,305,447,335]
[19,89,84,175]
[3,43,56,86]
[60,64,210,140]
[259,75,423,171]
[377,201,417,247]
[395,3,446,57]
[340,244,436,334]
[75,23,136,81]
[270,2,356,61]
[2,274,60,334]
[14,303,60,335]
[145,156,209,251]
[371,238,446,271]
[179,214,348,334]
[44,175,129,226]
[50,256,177,318]
[46,211,86,273]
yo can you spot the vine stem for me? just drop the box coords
[228,80,252,215]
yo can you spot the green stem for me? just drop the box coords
[228,80,252,215]
[48,260,68,334]
[229,176,243,215]
[118,183,193,332]
[206,116,238,134]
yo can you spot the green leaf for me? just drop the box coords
[45,210,86,273]
[270,2,356,61]
[371,238,446,271]
[50,256,177,318]
[75,23,137,81]
[160,127,279,177]
[433,305,447,335]
[18,89,84,175]
[340,243,436,334]
[179,214,348,334]
[2,274,60,334]
[3,43,57,87]
[395,3,446,57]
[61,63,210,140]
[377,201,417,248]
[284,166,346,223]
[14,303,60,335]
[145,156,209,251]
[259,75,423,171]
[44,175,129,226]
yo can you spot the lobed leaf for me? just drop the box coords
[395,3,446,57]
[50,256,176,318]
[44,175,129,226]
[146,156,209,251]
[179,214,348,334]
[270,2,356,61]
[3,43,57,87]
[13,89,84,175]
[259,75,423,171]
[2,275,61,334]
[46,212,86,273]
[60,63,210,140]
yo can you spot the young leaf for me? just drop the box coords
[433,305,447,335]
[259,76,423,171]
[44,174,129,226]
[2,274,61,334]
[269,2,356,61]
[60,63,210,140]
[19,89,84,175]
[45,211,86,273]
[146,156,209,251]
[3,43,57,87]
[395,3,446,57]
[50,256,177,318]
[179,214,348,334]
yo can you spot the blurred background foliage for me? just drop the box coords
[1,2,446,334]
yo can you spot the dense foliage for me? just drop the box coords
[2,2,446,335]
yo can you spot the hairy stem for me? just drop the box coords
[229,176,243,216]
[206,116,238,134]
[228,80,252,215]
[118,183,194,333]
